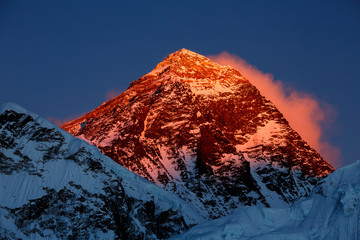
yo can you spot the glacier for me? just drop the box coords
[171,159,360,240]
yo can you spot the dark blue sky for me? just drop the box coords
[1,0,359,166]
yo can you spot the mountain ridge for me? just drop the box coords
[0,103,203,239]
[61,49,333,218]
[62,49,247,133]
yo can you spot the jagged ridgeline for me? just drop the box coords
[0,103,203,239]
[62,49,333,219]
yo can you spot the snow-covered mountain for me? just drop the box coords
[0,103,204,240]
[171,159,360,240]
[62,49,334,219]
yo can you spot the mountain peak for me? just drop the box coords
[165,48,214,63]
[127,49,247,95]
[172,48,202,58]
[61,49,248,132]
[0,102,29,115]
[62,49,333,218]
[152,48,229,73]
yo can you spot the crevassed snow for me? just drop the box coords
[171,160,360,240]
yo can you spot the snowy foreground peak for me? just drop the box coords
[0,102,32,114]
[171,160,360,240]
[1,103,357,239]
[0,103,203,239]
[62,49,333,219]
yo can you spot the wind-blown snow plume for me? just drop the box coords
[210,52,341,168]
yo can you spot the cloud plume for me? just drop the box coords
[209,52,341,168]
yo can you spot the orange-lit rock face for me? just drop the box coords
[62,49,333,219]
[209,52,342,168]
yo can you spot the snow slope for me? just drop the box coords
[171,159,360,240]
[0,103,203,239]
